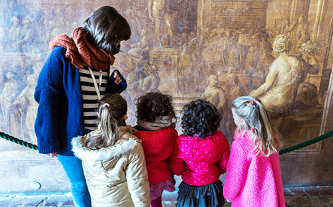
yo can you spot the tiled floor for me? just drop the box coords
[0,186,332,207]
[284,186,333,207]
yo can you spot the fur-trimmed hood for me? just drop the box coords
[72,126,140,161]
[72,126,151,206]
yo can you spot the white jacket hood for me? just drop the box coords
[71,126,139,161]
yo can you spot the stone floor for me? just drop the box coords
[0,185,332,207]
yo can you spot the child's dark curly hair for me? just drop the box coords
[181,99,222,138]
[136,92,176,122]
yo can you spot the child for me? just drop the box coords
[170,99,230,207]
[134,92,178,207]
[71,94,150,207]
[223,96,285,207]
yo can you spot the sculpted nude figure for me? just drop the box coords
[148,0,173,45]
[250,35,319,117]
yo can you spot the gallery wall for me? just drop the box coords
[0,0,332,193]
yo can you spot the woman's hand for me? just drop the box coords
[48,153,57,157]
[113,70,123,84]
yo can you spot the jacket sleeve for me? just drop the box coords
[169,139,185,175]
[34,47,64,154]
[107,69,127,94]
[218,134,230,174]
[223,140,247,202]
[126,143,151,207]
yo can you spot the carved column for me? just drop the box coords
[312,0,325,41]
[320,64,333,134]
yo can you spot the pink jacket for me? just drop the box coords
[170,130,230,186]
[223,131,285,207]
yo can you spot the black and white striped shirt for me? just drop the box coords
[79,66,109,130]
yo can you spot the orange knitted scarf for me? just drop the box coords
[49,27,115,70]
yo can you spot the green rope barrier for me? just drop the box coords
[0,131,38,150]
[0,128,332,154]
[279,129,333,155]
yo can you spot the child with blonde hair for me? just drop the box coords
[170,99,230,207]
[223,96,285,207]
[71,94,150,207]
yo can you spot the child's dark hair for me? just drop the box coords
[83,6,131,55]
[136,92,175,122]
[84,94,127,149]
[181,100,222,138]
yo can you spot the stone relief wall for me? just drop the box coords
[0,0,333,191]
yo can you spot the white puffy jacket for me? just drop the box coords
[72,126,150,207]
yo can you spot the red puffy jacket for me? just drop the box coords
[170,130,230,186]
[135,127,178,184]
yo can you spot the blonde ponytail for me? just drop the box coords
[255,100,283,156]
[99,103,120,147]
[232,96,283,157]
[84,94,127,150]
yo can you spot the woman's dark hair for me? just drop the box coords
[181,99,221,138]
[83,6,131,55]
[136,92,175,122]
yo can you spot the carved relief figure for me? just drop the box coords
[219,30,229,70]
[8,16,21,52]
[226,29,239,70]
[298,40,320,71]
[140,64,160,93]
[2,0,21,31]
[126,61,146,99]
[237,28,249,69]
[140,29,151,59]
[0,72,25,136]
[225,74,246,107]
[295,15,310,51]
[224,73,246,137]
[0,26,5,52]
[124,60,160,125]
[279,18,298,37]
[279,82,322,137]
[250,35,319,118]
[18,16,36,53]
[12,74,38,143]
[203,31,221,73]
[178,38,196,92]
[254,34,275,87]
[127,29,151,61]
[244,31,260,73]
[200,74,229,137]
[148,0,173,46]
[201,75,228,114]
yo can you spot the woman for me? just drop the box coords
[34,6,131,207]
